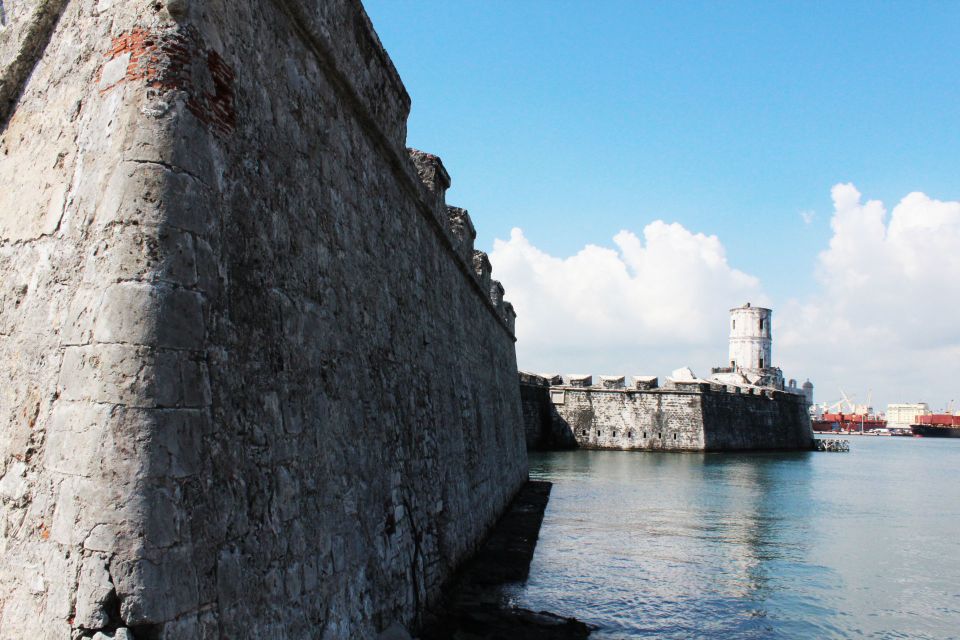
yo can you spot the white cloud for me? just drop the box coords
[490,222,764,378]
[778,184,960,410]
[800,210,816,224]
[492,185,960,411]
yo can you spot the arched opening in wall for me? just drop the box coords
[760,318,764,331]
[673,433,677,440]
[760,357,764,368]
[732,319,736,330]
[628,431,634,438]
[612,431,617,438]
[581,430,587,436]
[658,432,662,439]
[643,432,647,438]
[597,430,601,438]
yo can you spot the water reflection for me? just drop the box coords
[511,440,960,638]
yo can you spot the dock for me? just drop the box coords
[815,439,850,452]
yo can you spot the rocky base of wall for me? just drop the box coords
[419,481,590,639]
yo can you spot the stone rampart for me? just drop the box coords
[0,1,526,638]
[518,373,551,450]
[541,379,813,452]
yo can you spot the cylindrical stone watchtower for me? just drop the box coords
[728,302,772,370]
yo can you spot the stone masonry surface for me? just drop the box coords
[0,0,527,638]
[523,376,813,452]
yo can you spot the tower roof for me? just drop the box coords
[730,302,772,313]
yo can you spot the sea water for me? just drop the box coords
[507,437,960,639]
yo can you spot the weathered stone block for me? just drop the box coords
[58,344,180,407]
[503,301,516,335]
[567,374,592,388]
[472,250,492,293]
[74,553,114,630]
[489,280,505,314]
[446,206,476,263]
[408,149,450,215]
[600,375,625,389]
[633,376,658,390]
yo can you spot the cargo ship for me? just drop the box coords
[911,414,960,438]
[813,412,886,433]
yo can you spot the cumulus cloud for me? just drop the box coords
[491,185,960,409]
[778,184,960,409]
[490,222,764,377]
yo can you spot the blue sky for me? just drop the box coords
[364,1,960,410]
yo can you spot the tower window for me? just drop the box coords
[759,357,764,368]
[759,318,764,331]
[732,319,736,330]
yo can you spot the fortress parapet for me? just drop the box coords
[446,206,477,264]
[525,372,814,451]
[489,279,505,315]
[634,376,659,390]
[408,149,451,219]
[472,250,492,294]
[503,301,517,335]
[406,150,516,338]
[520,305,814,452]
[600,375,626,389]
[567,374,593,388]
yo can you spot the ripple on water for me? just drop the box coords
[514,442,960,638]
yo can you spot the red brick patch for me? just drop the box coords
[102,27,237,135]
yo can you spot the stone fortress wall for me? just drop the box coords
[521,375,813,452]
[521,302,814,452]
[0,1,526,638]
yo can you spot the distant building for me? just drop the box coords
[886,403,931,430]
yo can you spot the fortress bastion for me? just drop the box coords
[0,1,526,637]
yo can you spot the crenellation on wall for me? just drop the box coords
[489,279,505,315]
[408,149,450,218]
[599,375,625,389]
[472,250,492,293]
[446,205,476,264]
[567,374,592,388]
[403,149,516,338]
[502,301,517,335]
[633,376,658,390]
